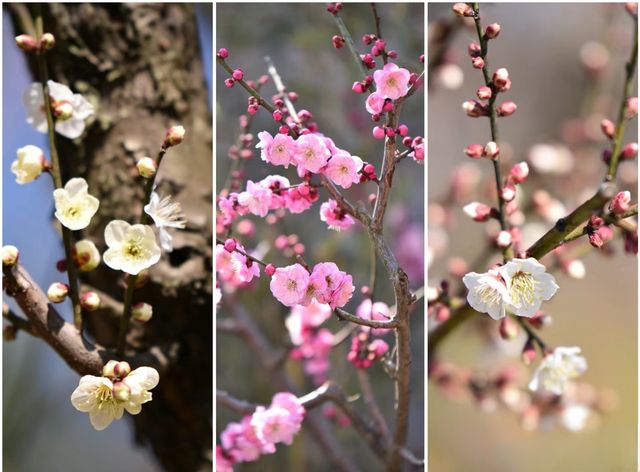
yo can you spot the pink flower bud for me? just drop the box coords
[265,263,276,277]
[501,183,517,202]
[462,100,488,118]
[397,124,409,136]
[499,316,518,340]
[600,119,615,139]
[382,100,394,113]
[352,81,365,94]
[626,97,638,119]
[372,126,385,139]
[369,339,389,357]
[164,125,185,147]
[80,292,101,311]
[521,339,537,365]
[484,141,500,159]
[232,68,244,81]
[471,57,485,69]
[47,282,69,303]
[132,302,153,322]
[374,39,386,50]
[492,68,511,91]
[385,127,395,138]
[589,225,614,248]
[278,125,290,134]
[40,32,55,51]
[485,23,501,39]
[362,34,374,45]
[272,110,283,121]
[247,104,259,115]
[468,42,482,57]
[609,191,631,215]
[602,149,612,164]
[15,34,38,52]
[452,2,474,17]
[464,143,485,159]
[113,361,131,379]
[477,86,492,100]
[332,35,345,49]
[224,238,237,253]
[622,142,638,160]
[509,162,529,184]
[113,381,131,402]
[497,101,517,117]
[371,45,381,56]
[388,50,398,59]
[2,245,19,267]
[217,48,229,59]
[224,78,234,88]
[463,202,492,222]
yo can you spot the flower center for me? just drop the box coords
[275,144,285,154]
[95,384,115,404]
[510,271,536,306]
[386,76,397,87]
[124,237,147,260]
[476,284,502,306]
[64,204,81,219]
[287,279,297,291]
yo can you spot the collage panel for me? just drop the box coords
[215,3,424,471]
[3,4,213,471]
[428,3,637,472]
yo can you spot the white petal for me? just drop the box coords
[89,404,119,431]
[56,118,85,139]
[72,93,95,119]
[159,228,173,252]
[47,80,74,101]
[127,367,160,391]
[64,177,89,197]
[104,220,131,247]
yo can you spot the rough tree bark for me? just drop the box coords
[10,4,212,471]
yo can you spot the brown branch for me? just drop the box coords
[335,307,397,329]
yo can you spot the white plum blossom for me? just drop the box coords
[70,365,159,431]
[11,145,46,184]
[53,177,100,230]
[144,191,187,252]
[462,269,511,320]
[528,346,588,395]
[501,257,558,317]
[103,220,161,275]
[23,80,94,139]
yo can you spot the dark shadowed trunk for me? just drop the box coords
[10,4,212,471]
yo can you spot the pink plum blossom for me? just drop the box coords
[237,180,272,217]
[324,152,363,189]
[320,199,355,231]
[256,131,296,167]
[373,63,411,100]
[270,264,310,307]
[365,91,385,115]
[356,298,392,336]
[293,133,330,173]
[216,243,260,286]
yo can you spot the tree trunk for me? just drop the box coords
[10,4,213,471]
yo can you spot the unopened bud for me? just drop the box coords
[132,302,153,322]
[462,100,487,118]
[80,291,101,311]
[622,142,638,160]
[471,57,485,69]
[485,23,501,39]
[265,263,276,276]
[113,361,131,379]
[601,119,615,139]
[496,230,513,248]
[463,202,492,222]
[477,86,492,100]
[40,33,55,51]
[484,141,500,159]
[112,381,131,402]
[509,162,529,184]
[589,225,614,248]
[163,125,185,148]
[464,143,484,159]
[499,316,519,340]
[626,97,638,119]
[102,360,118,378]
[452,3,474,17]
[136,157,157,178]
[74,240,101,272]
[47,282,69,303]
[2,245,19,267]
[15,34,38,52]
[496,101,517,117]
[609,191,631,215]
[492,68,511,91]
[501,183,517,202]
[468,42,481,57]
[521,339,537,365]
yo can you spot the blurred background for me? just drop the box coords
[2,5,212,471]
[428,4,637,472]
[216,3,423,470]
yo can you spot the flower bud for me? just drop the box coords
[136,157,157,178]
[600,119,615,139]
[224,238,236,253]
[372,126,385,139]
[496,230,513,248]
[509,162,529,184]
[499,316,519,340]
[477,86,492,100]
[452,3,474,17]
[102,360,119,378]
[132,302,153,322]
[462,100,488,118]
[589,225,614,248]
[15,34,38,52]
[47,282,69,303]
[164,125,185,148]
[463,202,492,222]
[352,81,365,94]
[609,191,631,215]
[464,143,484,159]
[471,57,485,69]
[332,35,345,49]
[521,339,537,365]
[484,141,500,159]
[113,361,131,379]
[622,142,638,160]
[626,97,638,119]
[224,78,235,88]
[468,42,481,57]
[501,183,517,202]
[2,245,19,267]
[80,291,101,311]
[217,48,229,59]
[112,381,131,402]
[496,101,517,117]
[265,263,276,277]
[272,110,283,122]
[485,23,501,39]
[40,33,55,51]
[492,68,511,91]
[232,68,244,81]
[397,124,409,136]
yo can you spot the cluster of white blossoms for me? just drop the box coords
[463,257,559,320]
[529,347,588,395]
[70,360,159,431]
[24,80,94,139]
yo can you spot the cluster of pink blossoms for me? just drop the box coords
[346,298,393,369]
[217,392,305,471]
[216,242,260,286]
[269,262,354,309]
[286,299,334,384]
